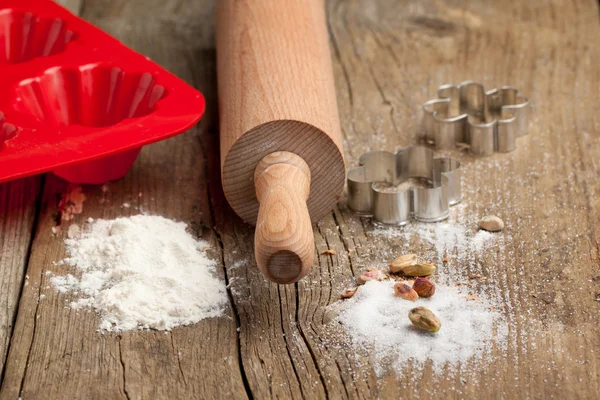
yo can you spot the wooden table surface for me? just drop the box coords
[1,0,599,398]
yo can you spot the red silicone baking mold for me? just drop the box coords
[0,0,205,184]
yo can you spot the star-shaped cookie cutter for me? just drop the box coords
[347,146,461,226]
[423,81,529,156]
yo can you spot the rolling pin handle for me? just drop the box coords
[254,152,314,284]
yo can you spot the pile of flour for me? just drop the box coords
[50,215,228,332]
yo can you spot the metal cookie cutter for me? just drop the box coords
[347,146,461,226]
[423,81,529,156]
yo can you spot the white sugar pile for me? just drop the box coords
[49,215,228,332]
[334,280,508,375]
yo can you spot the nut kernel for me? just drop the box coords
[408,306,441,333]
[401,263,436,277]
[389,254,418,273]
[393,282,419,301]
[340,287,358,299]
[357,267,388,285]
[413,277,435,298]
[478,215,504,232]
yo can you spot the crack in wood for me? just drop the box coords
[170,334,188,387]
[315,223,333,308]
[0,178,44,388]
[367,63,401,136]
[118,337,131,400]
[331,209,357,276]
[6,177,47,397]
[206,190,254,400]
[294,284,329,400]
[15,270,43,399]
[277,285,305,398]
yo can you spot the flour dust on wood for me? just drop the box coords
[49,215,228,332]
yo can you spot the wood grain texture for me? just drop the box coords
[0,178,40,383]
[217,0,345,225]
[56,0,84,14]
[219,0,600,398]
[254,152,314,284]
[0,0,599,399]
[0,1,248,399]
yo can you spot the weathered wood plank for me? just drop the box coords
[218,0,600,398]
[0,1,248,399]
[1,0,599,399]
[0,178,41,382]
[319,1,600,399]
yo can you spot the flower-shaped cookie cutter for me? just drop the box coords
[423,81,529,156]
[347,146,461,226]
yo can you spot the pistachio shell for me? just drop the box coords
[393,282,419,301]
[389,253,418,273]
[413,277,435,298]
[357,267,388,285]
[408,306,441,333]
[340,287,358,299]
[401,263,436,277]
[478,215,504,232]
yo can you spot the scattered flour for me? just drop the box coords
[372,205,503,264]
[333,280,507,376]
[51,274,79,294]
[50,215,228,332]
[368,202,507,287]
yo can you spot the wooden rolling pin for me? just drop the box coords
[216,0,345,284]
